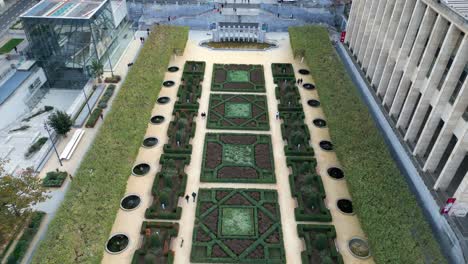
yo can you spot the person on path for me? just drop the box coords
[180,238,184,248]
[14,46,17,53]
[275,111,280,120]
[296,78,300,84]
[100,113,104,120]
[185,194,190,203]
[192,192,197,202]
[68,173,73,181]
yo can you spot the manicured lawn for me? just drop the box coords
[0,38,23,54]
[191,189,285,263]
[31,26,189,263]
[289,26,446,263]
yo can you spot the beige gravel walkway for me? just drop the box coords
[103,31,374,264]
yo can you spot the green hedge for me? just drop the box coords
[289,26,446,263]
[131,222,179,264]
[42,170,68,187]
[297,224,343,264]
[7,212,45,264]
[287,157,331,222]
[25,137,48,158]
[85,108,102,128]
[31,25,189,263]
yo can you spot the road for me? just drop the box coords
[0,0,37,36]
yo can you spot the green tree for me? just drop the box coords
[90,60,104,83]
[0,160,49,245]
[48,110,73,136]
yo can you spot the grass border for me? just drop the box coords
[31,25,189,263]
[289,25,446,263]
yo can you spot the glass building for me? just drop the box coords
[21,0,132,88]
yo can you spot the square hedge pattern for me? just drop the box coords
[201,133,275,183]
[191,189,285,263]
[212,64,265,92]
[207,94,270,131]
[220,207,256,237]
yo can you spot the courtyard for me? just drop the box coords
[97,29,370,264]
[30,25,446,264]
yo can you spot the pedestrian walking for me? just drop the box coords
[180,238,184,248]
[192,192,197,202]
[68,173,73,181]
[297,78,300,84]
[275,111,280,120]
[168,16,171,21]
[147,28,150,35]
[100,113,104,120]
[277,13,280,18]
[185,194,190,203]
[14,46,17,53]
[300,78,303,84]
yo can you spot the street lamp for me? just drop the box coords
[44,122,63,167]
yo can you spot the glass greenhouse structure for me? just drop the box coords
[21,0,132,88]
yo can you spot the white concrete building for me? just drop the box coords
[345,0,468,215]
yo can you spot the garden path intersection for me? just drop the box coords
[103,31,375,264]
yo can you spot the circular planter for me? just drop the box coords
[167,66,179,72]
[319,140,333,151]
[327,167,344,180]
[120,194,141,211]
[157,97,170,104]
[348,237,371,259]
[150,115,165,124]
[307,99,321,107]
[142,137,159,148]
[105,233,129,254]
[299,69,310,75]
[303,83,315,90]
[132,163,150,176]
[313,118,327,128]
[337,199,354,215]
[162,80,175,87]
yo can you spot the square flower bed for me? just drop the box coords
[212,64,265,92]
[201,133,275,183]
[207,94,270,131]
[191,189,285,263]
[271,63,295,84]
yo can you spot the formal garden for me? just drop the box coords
[211,64,265,92]
[201,133,275,183]
[191,189,285,263]
[27,25,446,264]
[207,94,270,130]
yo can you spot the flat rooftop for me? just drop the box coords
[22,0,105,19]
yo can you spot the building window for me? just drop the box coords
[449,66,467,104]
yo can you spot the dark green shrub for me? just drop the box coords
[314,233,328,251]
[42,170,68,187]
[104,75,121,83]
[304,174,315,185]
[98,102,108,109]
[159,189,170,205]
[85,108,102,128]
[25,137,48,158]
[322,256,334,264]
[163,174,173,188]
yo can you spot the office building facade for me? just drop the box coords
[345,0,468,214]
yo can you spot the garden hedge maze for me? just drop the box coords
[297,224,344,264]
[207,94,270,130]
[132,222,179,264]
[201,133,275,183]
[191,189,286,263]
[212,64,265,92]
[271,63,342,263]
[287,157,330,222]
[145,61,205,221]
[175,62,205,110]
